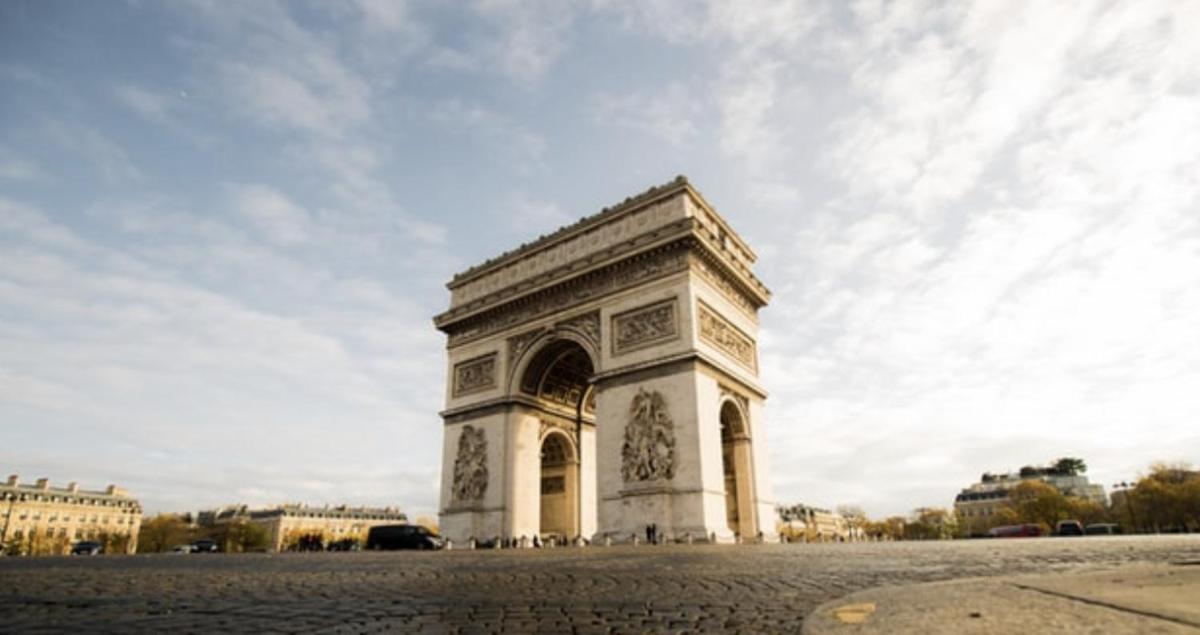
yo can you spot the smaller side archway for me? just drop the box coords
[719,399,757,538]
[539,431,578,540]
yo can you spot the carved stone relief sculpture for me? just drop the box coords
[698,302,757,372]
[621,389,677,482]
[558,310,601,350]
[612,298,679,355]
[453,353,497,396]
[451,425,488,502]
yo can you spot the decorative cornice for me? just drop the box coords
[437,235,768,349]
[448,176,693,287]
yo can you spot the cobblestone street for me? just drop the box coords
[2,536,1198,633]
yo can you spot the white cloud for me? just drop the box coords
[592,82,700,146]
[0,196,448,515]
[0,146,46,182]
[229,183,313,246]
[472,0,574,83]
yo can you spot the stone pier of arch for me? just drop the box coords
[434,177,776,545]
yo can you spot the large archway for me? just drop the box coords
[519,338,596,541]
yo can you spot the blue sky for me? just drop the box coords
[2,0,1198,519]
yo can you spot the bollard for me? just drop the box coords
[445,539,453,551]
[604,534,612,547]
[632,534,639,546]
[710,531,717,544]
[493,535,501,549]
[468,537,477,550]
[520,535,528,549]
[686,532,693,545]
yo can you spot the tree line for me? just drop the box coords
[852,461,1198,540]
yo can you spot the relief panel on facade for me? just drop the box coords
[690,252,758,318]
[621,388,677,483]
[451,425,489,503]
[558,310,601,350]
[611,298,679,356]
[452,353,497,396]
[698,301,757,372]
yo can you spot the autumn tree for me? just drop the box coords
[207,520,270,553]
[1126,462,1200,533]
[1006,480,1072,531]
[138,514,192,553]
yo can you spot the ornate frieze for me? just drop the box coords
[446,244,690,348]
[612,298,678,356]
[690,252,759,318]
[621,389,677,482]
[698,302,757,372]
[558,311,600,349]
[448,184,685,308]
[452,353,497,396]
[507,328,542,368]
[451,425,488,502]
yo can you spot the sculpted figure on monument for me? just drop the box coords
[621,388,677,482]
[451,425,488,502]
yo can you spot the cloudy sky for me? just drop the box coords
[2,0,1198,519]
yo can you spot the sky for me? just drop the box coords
[2,0,1198,520]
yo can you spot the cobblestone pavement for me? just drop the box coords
[2,535,1198,633]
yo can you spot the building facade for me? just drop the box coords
[435,177,776,545]
[955,466,1107,534]
[198,503,408,552]
[0,475,142,555]
[776,504,859,542]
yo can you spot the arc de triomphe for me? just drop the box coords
[434,177,775,544]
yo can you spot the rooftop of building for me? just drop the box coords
[1,474,138,502]
[200,503,407,522]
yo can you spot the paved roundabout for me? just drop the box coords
[2,535,1198,633]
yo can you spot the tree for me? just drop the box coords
[836,506,866,540]
[1006,480,1071,531]
[208,521,270,553]
[904,508,956,540]
[1129,462,1200,533]
[138,514,191,553]
[1053,457,1087,476]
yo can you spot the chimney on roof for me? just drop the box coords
[5,475,16,487]
[67,482,79,493]
[36,478,49,490]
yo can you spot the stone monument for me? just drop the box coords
[435,177,775,544]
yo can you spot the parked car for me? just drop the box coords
[366,524,445,550]
[988,524,1043,538]
[1085,523,1123,535]
[171,544,194,554]
[190,538,219,553]
[1055,520,1085,536]
[71,540,104,556]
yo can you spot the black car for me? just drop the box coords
[71,540,104,556]
[1055,520,1085,536]
[366,524,444,550]
[190,538,219,553]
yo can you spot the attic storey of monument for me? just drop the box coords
[434,176,777,544]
